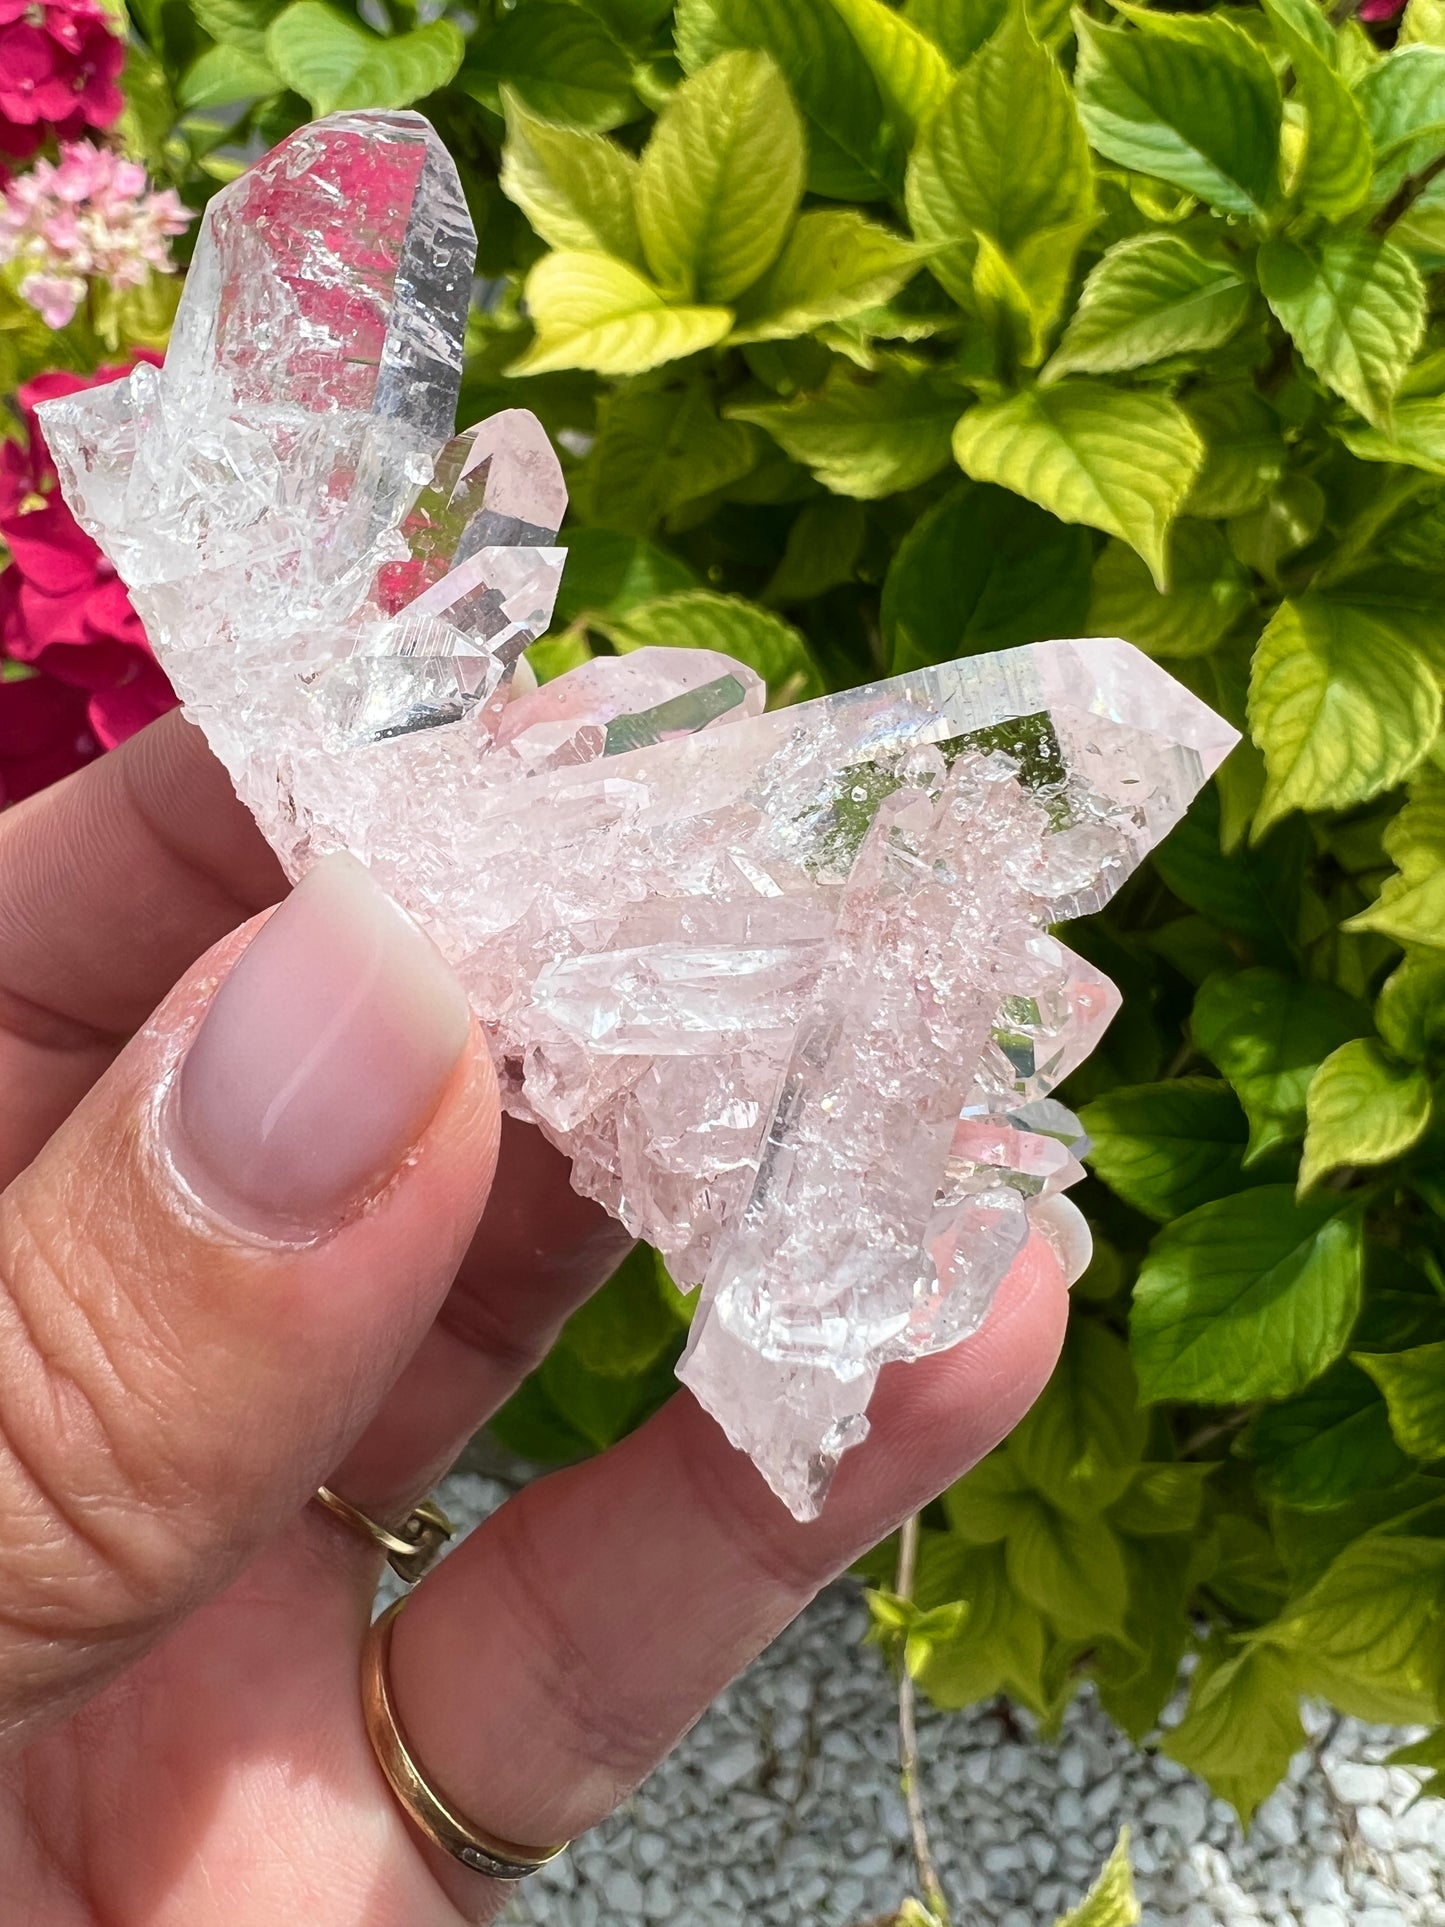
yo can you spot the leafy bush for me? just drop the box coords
[60,0,1445,1820]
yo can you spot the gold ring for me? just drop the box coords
[362,1596,569,1882]
[314,1484,455,1586]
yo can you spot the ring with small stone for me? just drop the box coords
[362,1596,570,1882]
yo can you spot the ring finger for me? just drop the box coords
[381,1232,1069,1922]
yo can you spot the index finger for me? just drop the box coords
[0,710,285,1177]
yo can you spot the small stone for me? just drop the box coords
[1355,1804,1395,1851]
[1326,1762,1392,1806]
[702,1740,760,1790]
[1146,1783,1210,1847]
[642,1873,674,1919]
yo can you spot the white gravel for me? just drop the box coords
[399,1472,1445,1927]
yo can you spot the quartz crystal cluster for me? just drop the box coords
[39,111,1238,1519]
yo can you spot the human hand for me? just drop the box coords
[0,712,1071,1925]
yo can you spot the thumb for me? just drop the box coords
[0,853,498,1748]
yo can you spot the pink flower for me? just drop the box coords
[0,1,124,161]
[0,139,191,325]
[0,353,177,803]
[1359,0,1406,17]
[18,267,83,325]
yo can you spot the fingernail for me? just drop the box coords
[1030,1195,1093,1287]
[169,853,470,1237]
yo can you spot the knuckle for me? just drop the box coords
[487,1497,675,1784]
[0,1183,198,1644]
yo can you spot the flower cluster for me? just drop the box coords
[0,139,191,328]
[0,358,176,805]
[0,0,125,161]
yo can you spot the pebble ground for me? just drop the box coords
[407,1472,1445,1927]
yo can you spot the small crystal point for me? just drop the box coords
[37,107,1242,1522]
[165,109,475,440]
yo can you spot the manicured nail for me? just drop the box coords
[169,853,470,1237]
[1031,1195,1093,1287]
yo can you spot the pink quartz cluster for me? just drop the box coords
[40,112,1238,1518]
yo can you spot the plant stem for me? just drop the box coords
[1373,153,1445,236]
[895,1514,950,1925]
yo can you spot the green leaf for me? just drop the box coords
[882,481,1091,672]
[730,361,957,498]
[1262,1529,1445,1722]
[1012,1322,1147,1517]
[1081,1078,1251,1222]
[575,0,672,38]
[557,1243,685,1376]
[499,91,643,266]
[1006,1494,1133,1640]
[1258,237,1425,432]
[265,2,462,115]
[943,1450,1030,1543]
[1338,396,1445,476]
[1054,1830,1141,1927]
[1400,0,1445,45]
[460,1,636,130]
[911,1539,1051,1711]
[826,0,952,138]
[1046,235,1252,381]
[1377,952,1445,1063]
[1300,1038,1434,1191]
[1192,966,1370,1161]
[1088,521,1251,660]
[952,383,1204,590]
[1356,1343,1445,1463]
[599,588,822,702]
[730,211,925,343]
[178,42,278,109]
[1162,1647,1306,1824]
[763,496,866,605]
[1242,1360,1411,1509]
[1109,1461,1215,1535]
[675,0,902,200]
[1131,1187,1365,1404]
[905,3,1095,357]
[1386,1726,1445,1801]
[1357,43,1445,190]
[906,0,1007,61]
[1283,37,1374,221]
[1074,11,1282,220]
[1264,0,1337,65]
[509,253,732,377]
[1183,386,1288,521]
[190,0,284,60]
[635,52,804,304]
[1347,764,1445,949]
[582,384,758,534]
[1247,594,1442,834]
[488,1370,594,1462]
[537,1341,673,1452]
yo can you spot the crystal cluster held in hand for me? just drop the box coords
[39,112,1238,1519]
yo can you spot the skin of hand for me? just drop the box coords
[0,710,1072,1926]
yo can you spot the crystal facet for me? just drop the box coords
[39,111,1240,1519]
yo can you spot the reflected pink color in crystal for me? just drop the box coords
[39,110,1239,1519]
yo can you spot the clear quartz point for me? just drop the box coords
[37,109,1241,1521]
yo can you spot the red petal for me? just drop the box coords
[88,652,176,747]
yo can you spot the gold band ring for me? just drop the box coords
[314,1484,455,1586]
[362,1597,569,1882]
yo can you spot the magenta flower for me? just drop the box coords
[0,0,125,161]
[0,355,177,805]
